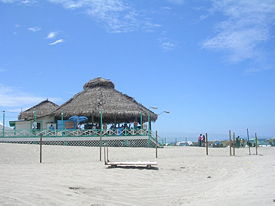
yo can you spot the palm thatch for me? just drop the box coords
[54,77,158,123]
[19,100,59,120]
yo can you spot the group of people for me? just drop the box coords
[198,134,206,147]
[77,122,148,132]
[197,134,248,148]
[47,121,149,136]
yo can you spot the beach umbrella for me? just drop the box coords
[69,116,88,123]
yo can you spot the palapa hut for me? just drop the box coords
[19,100,59,121]
[54,77,158,124]
[10,100,59,130]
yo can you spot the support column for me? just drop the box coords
[61,112,64,130]
[140,112,143,129]
[148,113,151,137]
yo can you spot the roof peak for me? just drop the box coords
[83,77,115,90]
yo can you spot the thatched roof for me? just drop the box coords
[19,100,59,121]
[54,77,158,123]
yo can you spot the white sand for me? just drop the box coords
[0,143,274,206]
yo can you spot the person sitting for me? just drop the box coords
[79,124,84,130]
[142,123,147,130]
[110,124,114,130]
[123,123,129,135]
[96,124,100,130]
[134,121,138,130]
[49,124,55,131]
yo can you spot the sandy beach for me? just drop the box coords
[0,143,274,206]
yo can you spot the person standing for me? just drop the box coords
[198,134,203,147]
[202,135,206,147]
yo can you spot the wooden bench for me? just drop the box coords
[105,161,157,168]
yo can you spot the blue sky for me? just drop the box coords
[1,0,275,140]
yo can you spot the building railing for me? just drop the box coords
[0,128,151,138]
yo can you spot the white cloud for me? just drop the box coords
[0,0,36,4]
[203,0,275,62]
[159,37,177,51]
[5,108,28,113]
[166,0,184,5]
[28,26,41,32]
[245,66,272,73]
[21,0,34,3]
[160,41,176,50]
[0,0,18,2]
[0,84,60,107]
[47,31,57,39]
[0,68,7,72]
[48,0,160,33]
[2,0,160,33]
[48,39,64,45]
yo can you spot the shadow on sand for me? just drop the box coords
[106,165,159,170]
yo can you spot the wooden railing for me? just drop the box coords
[1,128,150,138]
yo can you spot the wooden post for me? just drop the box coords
[107,146,109,162]
[233,132,236,156]
[100,111,103,161]
[205,133,208,156]
[103,144,106,163]
[100,134,102,161]
[40,134,42,163]
[255,133,258,155]
[155,131,158,158]
[247,128,251,155]
[229,130,232,156]
[2,111,5,137]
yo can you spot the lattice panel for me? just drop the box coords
[0,138,156,148]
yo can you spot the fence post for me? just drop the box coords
[205,133,208,156]
[255,133,258,155]
[2,111,5,137]
[156,130,158,158]
[233,132,236,156]
[100,111,103,161]
[40,134,43,163]
[247,128,251,155]
[229,130,232,156]
[103,144,106,163]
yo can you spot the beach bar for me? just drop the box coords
[1,78,159,147]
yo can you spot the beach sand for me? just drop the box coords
[0,143,274,206]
